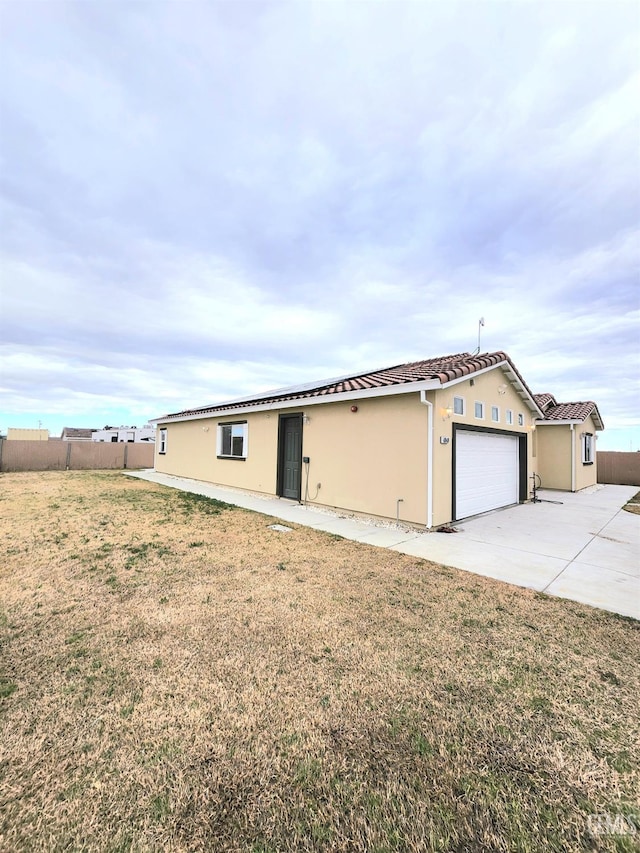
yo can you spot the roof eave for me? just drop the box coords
[535,417,604,431]
[440,359,544,416]
[151,378,443,424]
[534,418,584,426]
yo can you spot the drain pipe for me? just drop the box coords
[570,423,576,492]
[419,391,433,530]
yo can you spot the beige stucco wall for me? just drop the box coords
[154,364,539,528]
[535,414,599,492]
[430,368,536,525]
[155,394,430,525]
[301,393,429,524]
[574,414,599,491]
[155,412,280,494]
[535,426,572,490]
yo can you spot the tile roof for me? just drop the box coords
[538,400,604,429]
[159,350,541,421]
[533,393,557,411]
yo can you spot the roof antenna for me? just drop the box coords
[473,317,485,355]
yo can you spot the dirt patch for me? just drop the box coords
[1,471,639,852]
[623,490,640,515]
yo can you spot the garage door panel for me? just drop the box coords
[455,431,519,519]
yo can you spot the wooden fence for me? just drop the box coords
[596,451,640,487]
[0,439,154,473]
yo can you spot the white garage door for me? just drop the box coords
[455,430,519,520]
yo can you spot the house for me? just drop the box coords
[61,427,95,441]
[533,394,604,491]
[92,425,155,444]
[6,428,49,441]
[152,350,599,528]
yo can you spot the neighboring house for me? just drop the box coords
[6,428,49,441]
[61,427,94,441]
[92,425,155,444]
[152,350,574,528]
[534,394,604,492]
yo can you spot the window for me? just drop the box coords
[474,401,484,419]
[582,433,594,464]
[159,429,167,454]
[453,396,465,415]
[111,435,118,443]
[218,422,247,459]
[491,406,499,423]
[506,410,513,425]
[517,413,524,426]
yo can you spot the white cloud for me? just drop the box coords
[1,1,638,446]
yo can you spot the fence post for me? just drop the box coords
[124,444,128,470]
[66,442,72,471]
[0,437,3,472]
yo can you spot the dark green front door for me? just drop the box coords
[278,415,302,500]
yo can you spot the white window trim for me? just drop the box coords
[159,428,167,454]
[453,396,465,416]
[474,401,485,420]
[217,421,248,459]
[517,413,524,426]
[506,410,513,425]
[582,432,594,464]
[491,405,500,423]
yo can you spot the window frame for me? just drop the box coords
[159,428,167,454]
[517,413,524,427]
[582,432,594,465]
[453,396,465,416]
[474,401,485,420]
[217,421,248,460]
[506,409,513,425]
[491,405,500,423]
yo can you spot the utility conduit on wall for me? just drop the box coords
[419,391,433,529]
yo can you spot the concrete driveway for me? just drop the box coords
[389,485,639,619]
[126,472,639,619]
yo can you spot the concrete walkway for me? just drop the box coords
[125,471,639,620]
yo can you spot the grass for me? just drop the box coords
[0,470,638,852]
[623,489,640,515]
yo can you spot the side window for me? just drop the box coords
[518,413,524,426]
[453,396,465,415]
[491,406,499,423]
[159,429,167,454]
[506,410,513,425]
[582,433,594,464]
[218,422,248,459]
[474,402,484,419]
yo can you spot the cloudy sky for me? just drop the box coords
[1,1,638,450]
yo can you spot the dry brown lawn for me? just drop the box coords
[1,471,638,853]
